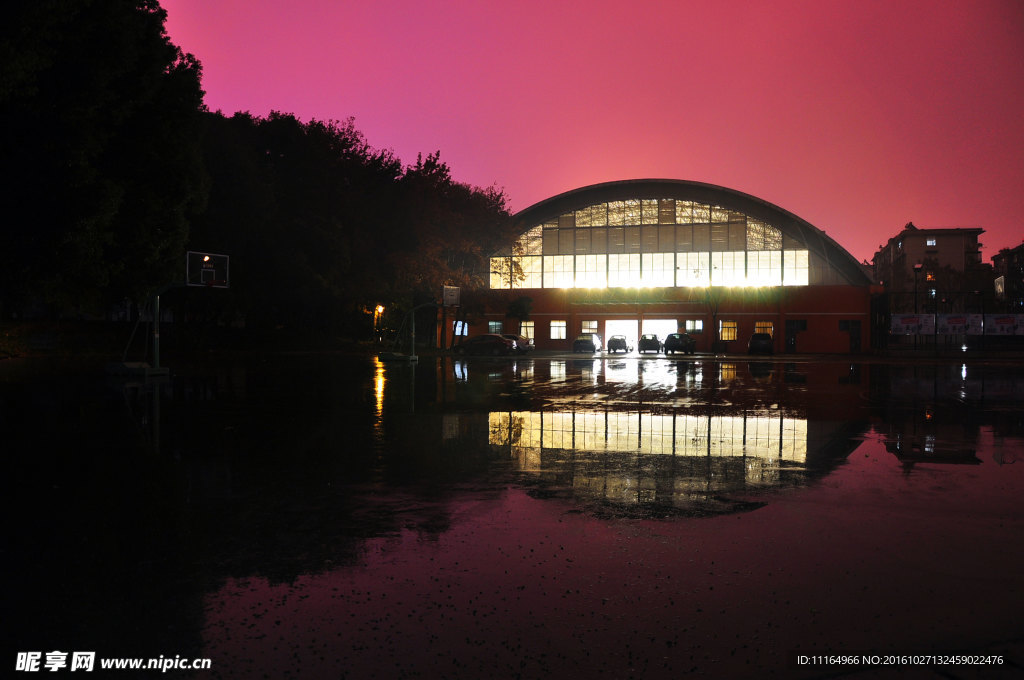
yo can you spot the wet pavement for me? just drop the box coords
[4,353,1024,678]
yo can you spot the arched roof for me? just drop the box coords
[512,179,871,286]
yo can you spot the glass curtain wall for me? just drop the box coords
[490,199,810,289]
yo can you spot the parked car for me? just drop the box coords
[747,332,774,354]
[663,332,696,355]
[572,333,602,353]
[501,334,534,354]
[606,335,633,353]
[455,334,515,356]
[638,334,662,354]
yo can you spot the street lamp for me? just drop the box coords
[374,305,385,342]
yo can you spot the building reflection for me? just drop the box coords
[484,405,857,516]
[870,362,1024,467]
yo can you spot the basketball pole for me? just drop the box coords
[151,282,185,375]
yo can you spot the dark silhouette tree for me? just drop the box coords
[0,0,206,316]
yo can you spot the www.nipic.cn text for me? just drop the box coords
[16,652,212,673]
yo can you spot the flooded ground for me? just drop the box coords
[5,353,1023,678]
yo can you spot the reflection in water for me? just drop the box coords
[485,407,850,517]
[373,357,385,417]
[6,354,1024,675]
[429,356,870,517]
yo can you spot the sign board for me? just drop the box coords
[936,314,968,334]
[187,251,229,288]
[985,314,1018,336]
[442,285,460,307]
[891,314,934,335]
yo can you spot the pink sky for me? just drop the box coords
[162,0,1024,263]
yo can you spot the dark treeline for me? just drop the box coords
[1,0,513,341]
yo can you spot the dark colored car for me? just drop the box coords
[455,334,515,356]
[747,332,774,354]
[501,334,534,354]
[663,332,696,355]
[638,334,661,354]
[606,335,633,353]
[572,333,602,353]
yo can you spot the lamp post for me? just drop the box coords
[374,305,384,343]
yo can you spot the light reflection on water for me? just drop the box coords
[5,354,1024,676]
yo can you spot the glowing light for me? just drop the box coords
[373,357,385,417]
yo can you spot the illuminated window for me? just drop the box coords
[517,226,543,255]
[608,253,641,287]
[607,201,626,226]
[575,206,592,228]
[677,251,710,286]
[783,250,809,285]
[624,199,642,224]
[550,320,567,340]
[684,319,703,333]
[641,199,659,224]
[520,320,534,340]
[692,204,710,223]
[641,253,675,287]
[581,320,598,334]
[720,320,738,341]
[754,321,773,336]
[925,272,935,282]
[488,321,503,334]
[515,256,543,288]
[926,238,937,246]
[747,250,782,286]
[575,254,607,287]
[747,220,782,250]
[712,252,746,286]
[490,257,511,289]
[543,255,574,288]
[675,200,695,224]
[490,200,817,291]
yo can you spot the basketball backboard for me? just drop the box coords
[187,251,229,287]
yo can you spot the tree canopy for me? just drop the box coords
[1,0,206,313]
[2,1,513,340]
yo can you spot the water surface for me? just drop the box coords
[5,354,1022,677]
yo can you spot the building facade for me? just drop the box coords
[871,222,988,313]
[992,242,1024,312]
[471,179,873,354]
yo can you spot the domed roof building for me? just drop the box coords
[475,179,873,354]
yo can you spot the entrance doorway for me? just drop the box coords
[605,319,639,352]
[641,319,679,344]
